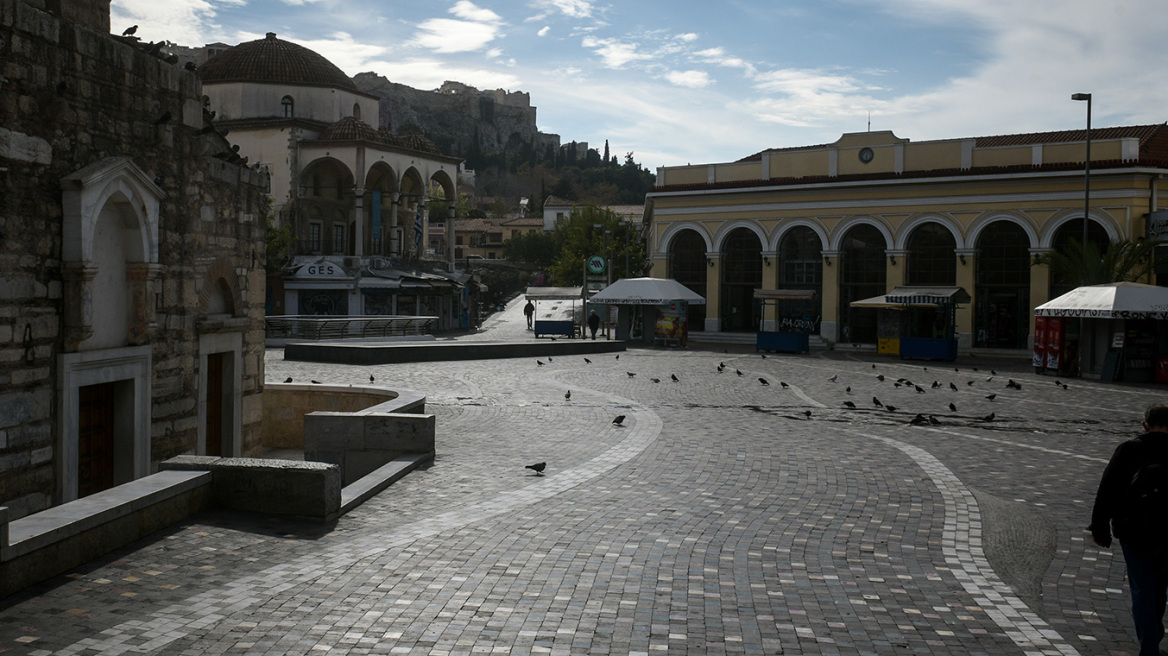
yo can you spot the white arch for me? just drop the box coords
[657,221,713,255]
[966,212,1040,251]
[828,216,894,252]
[1038,210,1120,249]
[61,157,160,264]
[770,219,828,252]
[894,214,965,251]
[712,219,768,252]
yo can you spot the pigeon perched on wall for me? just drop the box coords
[283,377,292,383]
[122,25,138,36]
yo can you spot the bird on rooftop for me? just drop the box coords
[844,401,856,409]
[122,25,138,36]
[525,462,547,475]
[671,374,679,382]
[759,377,769,386]
[613,415,626,426]
[283,377,292,383]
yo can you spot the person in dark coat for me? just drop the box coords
[587,310,601,340]
[524,300,535,329]
[1091,403,1168,656]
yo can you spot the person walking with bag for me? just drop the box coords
[1091,403,1168,655]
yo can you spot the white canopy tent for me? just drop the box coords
[1035,282,1168,319]
[588,277,706,305]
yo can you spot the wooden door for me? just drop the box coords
[206,352,224,456]
[78,383,115,497]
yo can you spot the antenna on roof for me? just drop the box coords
[867,111,871,132]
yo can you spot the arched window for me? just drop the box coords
[975,222,1031,349]
[353,103,361,120]
[906,223,956,285]
[281,95,294,118]
[668,229,708,331]
[720,228,762,332]
[839,224,887,343]
[778,226,823,334]
[1049,220,1110,299]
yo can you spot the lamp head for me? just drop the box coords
[1071,93,1091,102]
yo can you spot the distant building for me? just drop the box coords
[645,126,1168,353]
[198,33,474,328]
[542,197,644,232]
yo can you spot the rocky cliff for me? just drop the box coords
[352,73,560,160]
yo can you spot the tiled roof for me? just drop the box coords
[318,116,380,142]
[199,32,357,91]
[543,195,574,207]
[501,216,545,226]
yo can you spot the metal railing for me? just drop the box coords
[265,315,438,340]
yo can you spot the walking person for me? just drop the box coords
[588,310,601,340]
[524,300,535,330]
[1091,403,1168,655]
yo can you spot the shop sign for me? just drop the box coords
[1148,210,1168,242]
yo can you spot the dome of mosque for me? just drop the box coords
[199,32,357,91]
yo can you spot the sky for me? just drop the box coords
[109,0,1168,171]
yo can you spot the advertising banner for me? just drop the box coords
[1046,317,1064,370]
[1033,316,1047,369]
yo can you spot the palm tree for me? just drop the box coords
[1037,238,1164,287]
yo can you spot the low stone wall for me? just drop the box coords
[263,384,424,449]
[162,456,341,521]
[305,412,436,485]
[0,470,212,599]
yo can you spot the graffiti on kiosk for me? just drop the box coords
[779,315,821,334]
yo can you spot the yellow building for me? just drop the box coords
[644,126,1168,352]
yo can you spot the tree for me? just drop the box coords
[1038,238,1165,286]
[549,205,648,285]
[603,139,610,163]
[503,230,558,267]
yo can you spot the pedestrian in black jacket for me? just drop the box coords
[1091,403,1168,656]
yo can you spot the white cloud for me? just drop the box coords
[529,0,594,19]
[665,70,712,89]
[676,33,699,42]
[413,1,504,54]
[538,26,551,37]
[450,0,502,23]
[581,36,652,69]
[282,32,389,74]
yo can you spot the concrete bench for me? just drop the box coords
[161,456,341,521]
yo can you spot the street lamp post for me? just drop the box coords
[1072,92,1092,377]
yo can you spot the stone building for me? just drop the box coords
[646,126,1168,353]
[0,0,269,518]
[197,34,472,328]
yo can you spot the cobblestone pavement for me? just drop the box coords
[1,301,1162,654]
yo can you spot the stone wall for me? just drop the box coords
[0,0,269,519]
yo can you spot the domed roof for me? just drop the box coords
[319,117,381,142]
[199,32,357,91]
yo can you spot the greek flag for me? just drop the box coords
[414,205,424,248]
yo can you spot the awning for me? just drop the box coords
[587,277,706,305]
[753,289,817,301]
[851,286,971,309]
[526,286,583,301]
[1035,281,1168,319]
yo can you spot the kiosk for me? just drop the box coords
[754,289,818,354]
[525,286,584,338]
[588,278,706,346]
[850,287,970,361]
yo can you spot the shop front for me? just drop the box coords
[587,278,706,347]
[850,287,971,361]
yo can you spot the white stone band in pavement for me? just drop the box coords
[860,430,1083,656]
